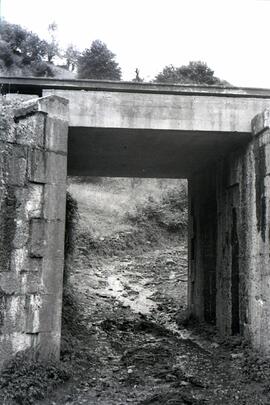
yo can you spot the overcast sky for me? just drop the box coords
[1,0,270,87]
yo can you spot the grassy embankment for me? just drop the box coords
[67,177,188,259]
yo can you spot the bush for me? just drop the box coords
[0,351,70,404]
[29,60,54,77]
[127,185,188,234]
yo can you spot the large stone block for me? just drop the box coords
[0,272,20,295]
[25,293,62,334]
[0,187,17,272]
[41,255,64,294]
[45,117,68,153]
[0,102,16,143]
[20,271,43,295]
[25,184,43,219]
[10,186,43,227]
[28,149,46,183]
[28,258,43,273]
[25,293,42,333]
[44,152,67,185]
[29,219,46,258]
[41,221,65,293]
[9,247,29,273]
[38,294,62,333]
[8,145,27,187]
[43,183,66,220]
[15,113,46,147]
[12,218,29,249]
[2,295,27,334]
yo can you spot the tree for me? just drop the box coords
[19,32,48,64]
[77,40,121,80]
[0,21,47,64]
[64,44,80,71]
[0,21,26,55]
[0,40,14,68]
[155,61,224,85]
[0,20,54,77]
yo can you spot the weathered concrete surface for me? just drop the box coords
[0,95,68,367]
[42,86,270,178]
[43,88,270,133]
[189,109,270,353]
[3,78,270,178]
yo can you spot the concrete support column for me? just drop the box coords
[188,168,217,323]
[215,153,244,336]
[0,95,69,368]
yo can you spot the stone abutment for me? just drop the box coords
[0,95,68,368]
[189,109,270,353]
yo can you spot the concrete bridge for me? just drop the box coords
[1,77,270,365]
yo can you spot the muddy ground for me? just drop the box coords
[38,231,270,405]
[33,179,270,404]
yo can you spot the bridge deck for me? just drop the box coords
[2,76,270,98]
[2,77,270,178]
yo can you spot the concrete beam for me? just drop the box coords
[43,89,270,133]
[2,77,270,132]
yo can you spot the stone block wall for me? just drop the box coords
[189,108,270,354]
[0,95,69,368]
[214,115,270,351]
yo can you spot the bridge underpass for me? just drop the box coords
[66,123,251,341]
[1,77,270,366]
[66,122,251,339]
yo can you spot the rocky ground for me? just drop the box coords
[2,178,270,405]
[41,233,270,405]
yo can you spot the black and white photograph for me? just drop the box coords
[0,0,270,403]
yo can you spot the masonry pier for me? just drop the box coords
[0,95,68,368]
[190,111,270,352]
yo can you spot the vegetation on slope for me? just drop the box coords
[68,178,188,258]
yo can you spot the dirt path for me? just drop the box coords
[41,241,270,405]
